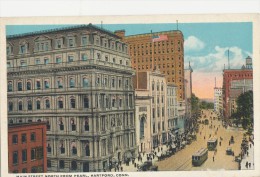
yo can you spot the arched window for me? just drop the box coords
[60,141,65,154]
[26,81,31,90]
[36,80,41,90]
[45,99,50,109]
[27,100,32,110]
[18,81,23,91]
[83,96,89,108]
[57,78,63,88]
[36,100,41,110]
[46,120,50,131]
[58,97,63,109]
[83,78,89,88]
[69,78,75,88]
[70,97,76,108]
[47,143,51,153]
[44,80,50,89]
[71,118,76,131]
[85,141,90,156]
[71,142,77,155]
[18,100,23,111]
[59,118,64,131]
[8,101,13,111]
[71,161,77,170]
[140,116,145,139]
[84,117,89,131]
[8,81,13,92]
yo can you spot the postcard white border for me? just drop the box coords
[1,14,260,177]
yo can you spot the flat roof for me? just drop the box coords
[192,148,208,156]
[7,24,121,40]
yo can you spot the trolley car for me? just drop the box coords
[207,137,218,150]
[192,148,208,166]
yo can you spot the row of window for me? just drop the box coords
[12,132,36,144]
[7,52,130,68]
[12,147,43,165]
[152,121,166,134]
[8,94,133,112]
[12,165,43,173]
[7,34,128,56]
[130,48,180,56]
[8,77,131,92]
[47,160,87,171]
[129,40,179,49]
[152,107,166,118]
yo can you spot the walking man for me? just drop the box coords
[213,156,215,162]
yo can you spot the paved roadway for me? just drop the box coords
[155,109,245,171]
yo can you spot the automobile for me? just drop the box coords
[226,147,233,155]
[138,161,153,171]
[235,156,241,163]
[150,165,158,171]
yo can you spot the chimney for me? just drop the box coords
[114,30,125,38]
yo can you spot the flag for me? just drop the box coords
[152,34,168,42]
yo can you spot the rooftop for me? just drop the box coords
[7,23,121,39]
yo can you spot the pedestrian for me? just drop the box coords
[213,156,215,162]
[246,161,248,168]
[250,144,252,148]
[219,141,221,146]
[247,151,249,156]
[249,163,251,168]
[204,136,205,140]
[229,140,230,146]
[121,166,123,171]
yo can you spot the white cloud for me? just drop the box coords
[184,36,205,51]
[185,46,252,73]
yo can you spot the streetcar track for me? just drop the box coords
[175,158,192,171]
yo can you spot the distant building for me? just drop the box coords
[229,79,253,114]
[167,84,179,134]
[214,87,223,115]
[116,29,185,101]
[133,70,168,152]
[222,56,253,118]
[7,24,137,172]
[8,122,47,173]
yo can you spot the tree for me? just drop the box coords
[191,93,200,114]
[235,90,253,130]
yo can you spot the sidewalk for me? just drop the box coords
[240,142,254,170]
[118,144,169,172]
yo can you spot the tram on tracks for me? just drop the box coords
[192,148,208,166]
[207,137,218,150]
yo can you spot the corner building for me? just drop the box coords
[116,30,185,101]
[8,122,47,173]
[7,24,136,172]
[134,70,168,152]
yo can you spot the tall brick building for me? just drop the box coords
[222,56,253,119]
[8,122,47,173]
[116,30,185,101]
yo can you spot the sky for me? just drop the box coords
[6,22,252,99]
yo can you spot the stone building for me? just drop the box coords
[214,87,223,116]
[133,70,168,152]
[7,24,136,172]
[167,84,179,135]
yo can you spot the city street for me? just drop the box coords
[156,109,246,171]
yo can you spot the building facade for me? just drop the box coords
[167,84,179,134]
[229,79,253,115]
[134,70,168,152]
[116,30,185,101]
[7,24,137,172]
[222,56,253,118]
[214,87,223,115]
[8,122,47,173]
